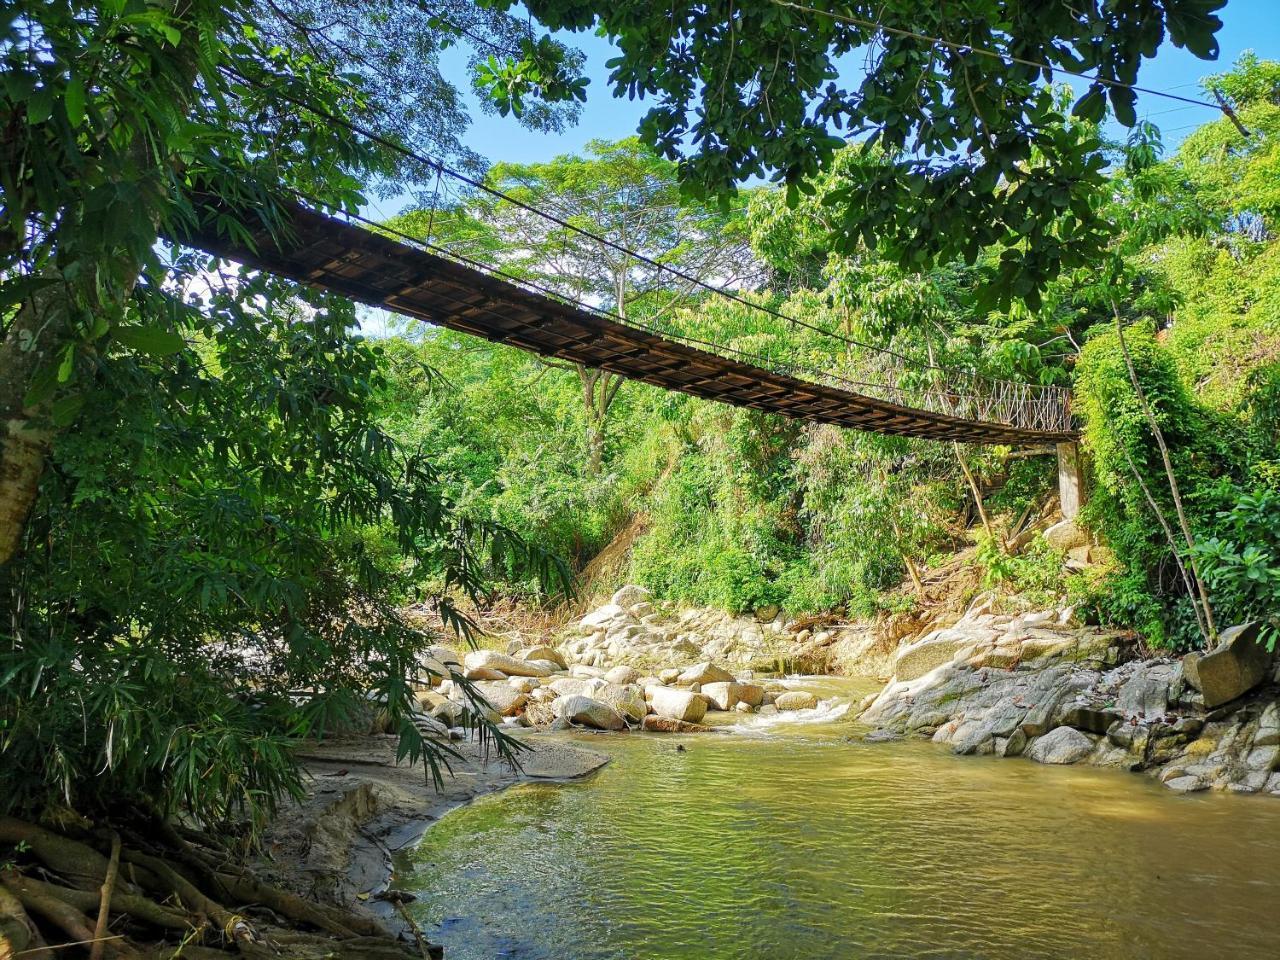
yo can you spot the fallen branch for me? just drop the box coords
[89,832,121,960]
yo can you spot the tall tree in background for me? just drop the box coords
[0,0,585,573]
[393,138,761,473]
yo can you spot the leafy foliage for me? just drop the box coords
[2,263,566,824]
[0,0,575,827]
[1194,490,1280,650]
[484,0,1226,305]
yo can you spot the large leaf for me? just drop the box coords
[113,326,187,356]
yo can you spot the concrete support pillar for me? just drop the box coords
[1057,442,1084,521]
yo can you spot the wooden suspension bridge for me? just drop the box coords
[177,198,1078,450]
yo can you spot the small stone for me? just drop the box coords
[519,645,568,670]
[1254,701,1280,747]
[1043,518,1088,551]
[701,681,742,711]
[999,728,1028,757]
[464,666,507,681]
[1059,705,1122,735]
[641,715,711,733]
[735,702,753,713]
[754,604,781,623]
[1183,623,1272,708]
[464,650,552,679]
[604,665,640,686]
[1246,745,1280,772]
[598,683,647,724]
[658,668,681,685]
[677,661,734,686]
[473,682,529,717]
[611,585,650,609]
[864,729,902,743]
[650,687,709,723]
[553,694,626,731]
[580,603,629,631]
[549,677,605,698]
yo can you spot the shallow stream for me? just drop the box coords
[399,678,1280,959]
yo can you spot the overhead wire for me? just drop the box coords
[222,63,1072,390]
[282,184,1003,413]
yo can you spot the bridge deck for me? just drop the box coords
[176,200,1075,446]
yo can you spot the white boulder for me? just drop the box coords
[650,687,708,724]
[553,695,627,731]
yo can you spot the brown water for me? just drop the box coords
[400,679,1280,959]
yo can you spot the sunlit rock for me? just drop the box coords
[553,694,626,731]
[774,691,819,711]
[464,650,552,679]
[650,687,708,723]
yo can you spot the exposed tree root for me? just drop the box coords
[0,817,433,959]
[0,880,48,960]
[8,875,189,933]
[0,871,134,957]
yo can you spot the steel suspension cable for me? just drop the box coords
[220,63,1044,386]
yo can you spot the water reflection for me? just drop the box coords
[402,679,1280,960]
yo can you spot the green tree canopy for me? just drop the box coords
[484,0,1228,305]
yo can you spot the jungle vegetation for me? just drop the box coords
[2,0,1272,842]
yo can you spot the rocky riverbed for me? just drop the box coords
[412,585,845,738]
[412,585,1280,799]
[858,607,1280,796]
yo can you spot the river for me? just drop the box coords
[398,678,1280,959]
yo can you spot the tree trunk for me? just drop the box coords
[888,516,925,596]
[578,365,622,477]
[0,0,199,574]
[0,292,59,569]
[953,441,997,547]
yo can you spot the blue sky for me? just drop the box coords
[440,0,1279,167]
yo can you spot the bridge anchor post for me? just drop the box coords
[1057,442,1085,521]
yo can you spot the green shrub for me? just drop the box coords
[1074,321,1247,647]
[1194,488,1280,649]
